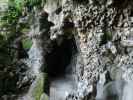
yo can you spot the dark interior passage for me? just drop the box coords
[45,36,77,77]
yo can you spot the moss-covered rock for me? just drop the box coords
[40,93,48,100]
[28,73,48,100]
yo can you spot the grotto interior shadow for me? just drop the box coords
[43,35,78,94]
[45,35,77,78]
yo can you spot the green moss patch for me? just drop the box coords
[22,37,32,50]
[32,73,48,100]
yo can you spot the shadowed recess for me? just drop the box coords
[45,35,77,77]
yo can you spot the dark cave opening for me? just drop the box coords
[45,35,77,77]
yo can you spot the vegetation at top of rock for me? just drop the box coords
[0,0,46,98]
[0,0,46,62]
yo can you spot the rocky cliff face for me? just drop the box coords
[27,0,133,100]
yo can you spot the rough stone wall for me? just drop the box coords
[46,0,133,100]
[72,0,133,82]
[28,0,133,100]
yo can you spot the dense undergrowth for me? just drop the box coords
[0,0,47,98]
[0,0,45,62]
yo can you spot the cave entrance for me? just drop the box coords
[45,35,78,78]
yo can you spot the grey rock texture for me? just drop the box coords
[46,0,133,100]
[28,0,133,100]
